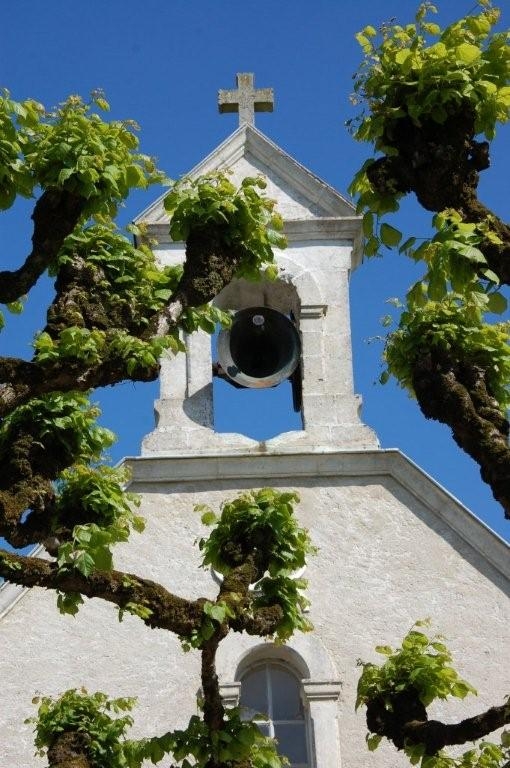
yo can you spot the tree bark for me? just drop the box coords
[412,353,510,517]
[0,548,203,635]
[366,689,510,755]
[47,731,92,768]
[0,189,85,304]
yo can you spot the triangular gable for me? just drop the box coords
[135,125,356,229]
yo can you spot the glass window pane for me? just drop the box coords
[270,667,303,720]
[274,723,307,764]
[240,668,268,718]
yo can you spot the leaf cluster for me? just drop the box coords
[404,211,505,299]
[383,294,510,411]
[402,739,510,768]
[351,3,509,148]
[197,489,315,644]
[22,93,163,218]
[180,599,236,652]
[0,391,115,463]
[356,621,477,711]
[198,489,314,576]
[0,90,44,209]
[52,224,183,320]
[180,303,232,335]
[130,706,285,768]
[29,689,137,768]
[55,465,144,579]
[254,574,313,643]
[164,173,286,281]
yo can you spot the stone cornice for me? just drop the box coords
[302,680,342,701]
[141,217,363,268]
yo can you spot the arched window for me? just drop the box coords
[218,641,341,768]
[240,662,310,768]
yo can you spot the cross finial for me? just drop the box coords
[218,73,274,127]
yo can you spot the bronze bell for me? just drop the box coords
[217,306,301,392]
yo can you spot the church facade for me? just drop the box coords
[0,76,508,768]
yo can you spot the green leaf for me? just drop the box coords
[481,269,500,284]
[379,370,390,385]
[375,645,393,655]
[366,734,382,751]
[201,510,217,526]
[456,43,481,64]
[487,292,507,315]
[362,212,374,237]
[380,223,402,248]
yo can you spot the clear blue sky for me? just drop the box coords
[1,1,509,540]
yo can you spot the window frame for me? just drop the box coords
[240,660,311,768]
[219,641,342,768]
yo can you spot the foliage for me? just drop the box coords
[383,294,510,411]
[357,623,510,767]
[23,92,163,218]
[180,599,236,652]
[29,689,137,768]
[401,740,510,768]
[0,391,114,463]
[55,465,144,579]
[198,488,315,576]
[348,0,510,238]
[356,621,477,711]
[253,574,313,642]
[0,89,44,208]
[130,706,285,768]
[179,489,315,648]
[348,0,510,532]
[351,1,509,149]
[179,302,232,335]
[28,690,286,768]
[51,223,184,321]
[164,173,286,281]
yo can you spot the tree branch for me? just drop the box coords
[47,731,93,768]
[404,700,510,754]
[0,548,203,635]
[412,353,510,517]
[366,689,510,755]
[0,354,159,418]
[0,189,85,304]
[367,106,510,285]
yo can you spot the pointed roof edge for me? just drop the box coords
[134,124,358,225]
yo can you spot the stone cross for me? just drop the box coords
[218,73,274,127]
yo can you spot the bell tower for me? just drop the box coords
[136,74,378,456]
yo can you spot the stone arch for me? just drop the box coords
[213,275,300,318]
[234,642,311,681]
[216,632,338,686]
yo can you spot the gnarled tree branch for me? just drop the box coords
[0,548,203,636]
[0,189,85,304]
[367,106,510,285]
[366,688,510,756]
[412,353,510,517]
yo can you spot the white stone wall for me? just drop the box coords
[1,454,508,768]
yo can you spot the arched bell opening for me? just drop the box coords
[211,278,303,439]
